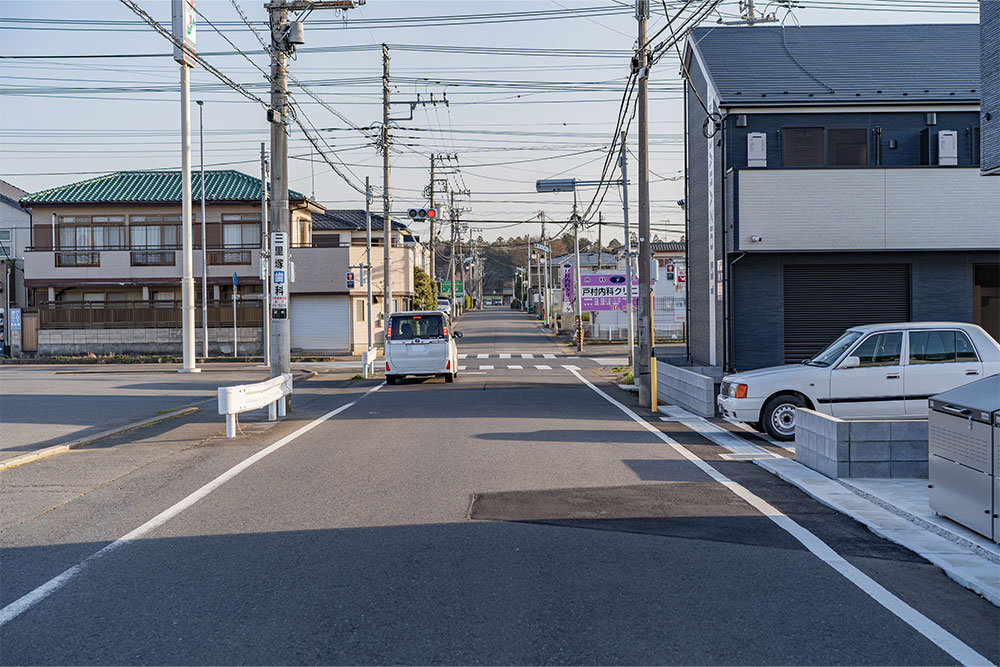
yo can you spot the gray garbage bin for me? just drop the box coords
[928,374,1000,542]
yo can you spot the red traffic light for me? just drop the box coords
[426,207,437,218]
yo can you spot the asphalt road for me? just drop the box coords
[1,308,997,665]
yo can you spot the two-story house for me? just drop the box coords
[682,23,1000,372]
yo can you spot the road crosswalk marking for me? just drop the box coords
[477,353,489,359]
[543,354,555,359]
[508,365,523,369]
[499,353,511,359]
[521,353,534,359]
[535,364,552,370]
[458,365,467,371]
[480,365,495,370]
[458,354,467,359]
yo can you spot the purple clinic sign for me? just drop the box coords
[580,272,639,311]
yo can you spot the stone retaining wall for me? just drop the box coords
[795,408,928,479]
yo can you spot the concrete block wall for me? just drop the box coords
[36,327,263,357]
[655,360,720,417]
[795,408,929,479]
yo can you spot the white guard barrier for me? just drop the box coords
[362,347,378,379]
[218,373,293,438]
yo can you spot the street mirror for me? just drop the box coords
[839,356,861,369]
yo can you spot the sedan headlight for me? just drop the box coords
[727,382,748,398]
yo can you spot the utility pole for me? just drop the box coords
[572,193,583,352]
[526,234,532,313]
[429,153,436,281]
[460,225,467,311]
[449,191,457,314]
[267,0,363,384]
[620,130,635,369]
[260,142,271,367]
[175,3,197,374]
[597,211,603,269]
[382,43,392,317]
[540,213,547,325]
[196,100,208,360]
[636,0,655,408]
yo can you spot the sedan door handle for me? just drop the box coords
[886,373,900,380]
[965,370,980,376]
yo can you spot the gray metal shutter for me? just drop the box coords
[783,264,910,363]
[290,295,350,353]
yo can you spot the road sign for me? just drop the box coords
[171,0,197,66]
[233,272,238,287]
[10,307,20,331]
[580,272,639,311]
[439,280,464,297]
[533,243,551,253]
[270,231,288,319]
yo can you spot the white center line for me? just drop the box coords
[566,368,987,667]
[0,382,386,628]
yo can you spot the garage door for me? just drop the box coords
[783,264,910,363]
[290,295,350,353]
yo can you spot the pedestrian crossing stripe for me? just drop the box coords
[499,353,511,359]
[477,353,489,359]
[458,354,467,359]
[535,364,552,370]
[521,353,534,358]
[543,354,555,359]
[509,365,523,369]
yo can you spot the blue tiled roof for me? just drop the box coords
[312,209,407,231]
[688,24,980,106]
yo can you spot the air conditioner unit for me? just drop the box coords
[938,130,958,166]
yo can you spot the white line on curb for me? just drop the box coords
[566,369,988,667]
[0,382,386,628]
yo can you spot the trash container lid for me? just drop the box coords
[929,373,1000,417]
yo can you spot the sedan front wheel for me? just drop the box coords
[761,394,806,441]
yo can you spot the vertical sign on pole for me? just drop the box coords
[270,232,288,320]
[172,0,196,66]
[232,272,238,359]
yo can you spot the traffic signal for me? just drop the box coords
[407,207,437,221]
[346,271,356,289]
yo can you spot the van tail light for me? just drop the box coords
[735,384,748,399]
[446,360,451,370]
[385,362,391,372]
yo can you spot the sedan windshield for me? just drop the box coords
[808,330,863,366]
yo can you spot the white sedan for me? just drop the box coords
[717,322,1000,441]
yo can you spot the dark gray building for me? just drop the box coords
[682,23,1000,373]
[983,1,1000,175]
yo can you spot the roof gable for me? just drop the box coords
[688,24,980,106]
[21,170,308,205]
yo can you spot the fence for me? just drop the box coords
[38,300,263,329]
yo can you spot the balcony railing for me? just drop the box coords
[55,252,100,267]
[207,250,252,265]
[131,251,176,266]
[38,300,263,329]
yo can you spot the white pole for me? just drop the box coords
[365,177,373,355]
[621,130,635,369]
[179,63,199,372]
[261,143,270,367]
[233,276,238,359]
[197,100,208,360]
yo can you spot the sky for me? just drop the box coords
[0,0,981,250]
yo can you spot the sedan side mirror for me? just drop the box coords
[454,331,463,338]
[839,356,861,369]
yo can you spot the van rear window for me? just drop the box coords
[389,315,445,340]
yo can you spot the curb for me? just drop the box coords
[754,456,1000,606]
[0,406,201,472]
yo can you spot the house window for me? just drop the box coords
[129,215,180,249]
[782,127,869,167]
[57,215,126,250]
[827,129,868,166]
[0,229,11,257]
[783,128,825,166]
[221,214,261,248]
[356,299,365,322]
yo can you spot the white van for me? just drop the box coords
[384,311,461,384]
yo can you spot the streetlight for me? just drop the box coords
[196,100,208,360]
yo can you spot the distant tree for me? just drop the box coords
[413,266,437,310]
[608,238,622,250]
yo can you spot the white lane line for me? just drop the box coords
[521,353,534,359]
[566,369,988,667]
[543,354,556,359]
[724,417,794,453]
[480,365,495,370]
[535,364,552,370]
[0,382,386,628]
[458,354,467,360]
[659,406,779,458]
[508,365,523,370]
[477,353,489,359]
[499,353,511,359]
[462,371,487,375]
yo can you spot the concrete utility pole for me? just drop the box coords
[449,191,457,314]
[635,0,655,408]
[572,194,583,352]
[179,60,198,372]
[260,142,270,367]
[382,43,392,317]
[428,153,436,280]
[267,0,363,383]
[196,100,208,360]
[460,225,467,309]
[620,130,635,369]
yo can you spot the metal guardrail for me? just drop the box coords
[218,373,292,437]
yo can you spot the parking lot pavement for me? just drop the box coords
[0,364,281,458]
